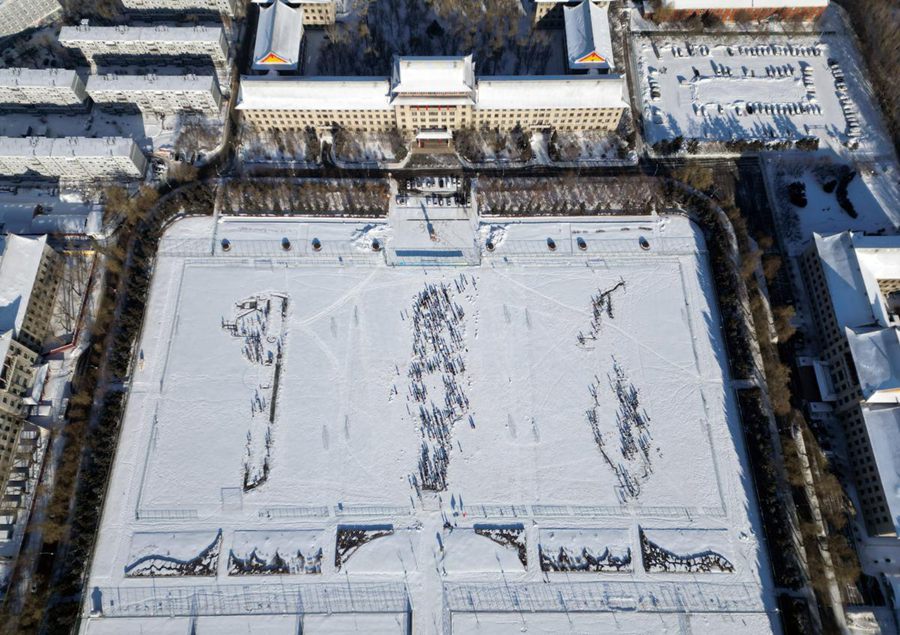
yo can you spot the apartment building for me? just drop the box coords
[0,69,87,107]
[0,0,62,40]
[0,234,60,534]
[800,232,900,537]
[59,22,229,69]
[120,0,239,15]
[252,0,335,25]
[87,73,222,114]
[0,335,38,418]
[237,55,628,138]
[0,137,148,180]
[655,0,828,21]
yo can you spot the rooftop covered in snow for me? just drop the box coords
[236,76,391,110]
[859,406,900,536]
[59,22,224,44]
[0,234,48,338]
[564,0,615,71]
[846,327,900,404]
[813,232,900,332]
[390,55,475,103]
[252,0,304,72]
[87,72,219,93]
[0,68,81,90]
[0,136,141,160]
[475,75,627,110]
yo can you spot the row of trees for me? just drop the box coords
[7,183,215,633]
[653,135,819,156]
[477,175,663,216]
[836,0,900,155]
[223,179,390,216]
[453,125,532,164]
[674,168,862,629]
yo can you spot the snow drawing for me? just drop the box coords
[403,276,473,492]
[334,525,394,571]
[639,528,734,573]
[474,524,527,568]
[586,357,657,501]
[124,530,222,577]
[221,292,289,492]
[228,546,322,576]
[539,544,632,573]
[577,279,626,348]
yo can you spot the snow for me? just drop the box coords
[845,328,900,404]
[475,75,627,110]
[634,29,893,154]
[766,158,900,253]
[442,529,526,573]
[237,76,392,111]
[391,56,475,98]
[812,232,900,333]
[451,611,775,634]
[858,407,900,536]
[82,212,774,632]
[339,529,419,574]
[0,234,48,336]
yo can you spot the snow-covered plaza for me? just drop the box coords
[82,209,776,633]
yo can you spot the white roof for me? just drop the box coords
[0,68,79,89]
[0,136,138,160]
[252,1,303,71]
[813,232,900,331]
[87,73,218,93]
[662,0,827,8]
[846,327,900,404]
[59,22,223,44]
[564,1,614,71]
[391,56,475,100]
[476,75,627,110]
[0,234,48,337]
[860,406,900,535]
[0,330,12,369]
[237,76,391,110]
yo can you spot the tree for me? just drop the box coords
[774,305,797,342]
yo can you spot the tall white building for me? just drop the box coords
[87,73,222,114]
[120,0,238,16]
[0,69,87,107]
[0,137,147,180]
[59,22,229,69]
[0,0,62,40]
[801,231,900,537]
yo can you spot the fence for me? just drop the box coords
[92,582,410,618]
[445,581,764,614]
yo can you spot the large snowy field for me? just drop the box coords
[82,211,775,633]
[633,30,891,155]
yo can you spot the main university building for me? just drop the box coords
[237,55,628,139]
